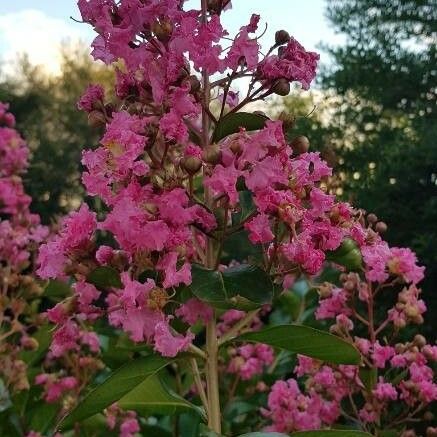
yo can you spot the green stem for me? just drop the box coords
[206,316,221,433]
[200,0,221,432]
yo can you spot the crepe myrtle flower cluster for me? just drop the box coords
[0,103,48,393]
[37,0,322,358]
[32,0,436,434]
[263,215,437,434]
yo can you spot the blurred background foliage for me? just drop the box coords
[278,0,437,336]
[0,44,113,224]
[0,0,435,327]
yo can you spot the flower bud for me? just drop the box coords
[291,135,310,155]
[413,334,426,347]
[151,18,173,42]
[181,156,202,174]
[424,411,434,421]
[202,144,221,165]
[88,110,106,128]
[229,139,242,155]
[367,213,378,224]
[426,427,437,437]
[375,221,388,233]
[275,30,290,45]
[272,78,290,96]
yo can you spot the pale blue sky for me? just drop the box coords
[0,1,342,74]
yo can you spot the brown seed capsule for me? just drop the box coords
[375,221,388,233]
[275,29,290,45]
[181,156,202,174]
[291,135,310,155]
[202,144,221,165]
[367,213,378,224]
[87,110,106,128]
[272,78,290,96]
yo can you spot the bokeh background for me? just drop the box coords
[0,0,436,334]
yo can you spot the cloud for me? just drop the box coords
[0,9,93,75]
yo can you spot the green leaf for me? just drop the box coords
[212,112,269,143]
[87,266,122,289]
[190,264,273,310]
[44,279,72,299]
[359,366,378,392]
[326,238,363,271]
[29,402,59,433]
[57,355,171,430]
[291,432,373,437]
[20,324,52,365]
[234,324,360,365]
[118,374,204,418]
[239,433,289,437]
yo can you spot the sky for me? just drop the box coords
[0,1,344,75]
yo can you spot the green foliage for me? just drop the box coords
[234,324,361,365]
[0,45,113,223]
[212,112,268,143]
[190,263,274,310]
[58,355,172,429]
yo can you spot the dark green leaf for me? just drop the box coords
[212,112,269,143]
[44,279,72,298]
[234,325,361,365]
[326,238,363,271]
[359,366,378,392]
[87,266,122,289]
[239,433,289,437]
[29,402,59,433]
[291,432,373,437]
[20,324,52,365]
[57,355,171,430]
[118,374,203,418]
[190,264,273,310]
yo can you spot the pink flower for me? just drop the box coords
[204,164,242,206]
[244,213,274,244]
[226,29,259,69]
[77,84,104,112]
[175,298,213,325]
[259,38,319,90]
[372,342,395,368]
[157,251,191,288]
[373,379,397,401]
[153,321,194,357]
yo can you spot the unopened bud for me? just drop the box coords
[424,411,434,421]
[151,18,173,42]
[367,213,378,224]
[413,334,427,347]
[375,221,387,233]
[275,30,290,45]
[229,139,242,155]
[343,280,355,291]
[291,135,310,155]
[21,336,39,350]
[181,156,202,174]
[272,78,290,96]
[202,144,221,165]
[426,427,437,437]
[88,110,106,128]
